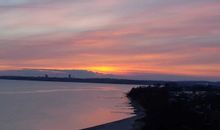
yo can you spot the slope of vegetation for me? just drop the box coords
[127,83,220,130]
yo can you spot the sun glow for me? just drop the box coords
[82,66,120,74]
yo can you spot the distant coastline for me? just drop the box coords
[0,76,150,85]
[0,76,219,86]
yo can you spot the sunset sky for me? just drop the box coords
[0,0,220,79]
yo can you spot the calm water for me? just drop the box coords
[0,79,134,130]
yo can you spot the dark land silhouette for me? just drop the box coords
[127,83,220,130]
[0,76,150,85]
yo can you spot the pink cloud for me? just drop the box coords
[0,0,220,79]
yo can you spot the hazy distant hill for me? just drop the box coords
[0,69,219,81]
[0,69,111,78]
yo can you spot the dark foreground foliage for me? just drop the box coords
[127,84,220,130]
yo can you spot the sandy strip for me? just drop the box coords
[82,100,145,130]
[81,116,137,130]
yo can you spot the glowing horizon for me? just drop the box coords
[0,0,220,80]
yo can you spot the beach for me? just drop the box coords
[83,99,145,130]
[82,116,137,130]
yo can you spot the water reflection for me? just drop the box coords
[0,80,134,130]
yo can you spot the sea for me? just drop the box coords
[0,79,135,130]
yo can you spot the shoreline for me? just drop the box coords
[81,116,137,130]
[1,76,218,86]
[82,99,145,130]
[0,76,151,85]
